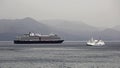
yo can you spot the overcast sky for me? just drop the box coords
[0,0,120,27]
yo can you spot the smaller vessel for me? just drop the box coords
[87,38,105,46]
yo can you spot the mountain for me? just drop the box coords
[90,28,120,41]
[42,20,99,37]
[42,20,112,41]
[0,17,52,34]
[112,25,120,31]
[42,20,120,41]
[100,28,120,40]
[0,18,120,41]
[42,20,98,32]
[0,18,77,41]
[0,17,53,40]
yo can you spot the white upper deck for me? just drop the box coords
[16,32,61,41]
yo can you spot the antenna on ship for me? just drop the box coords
[29,32,32,36]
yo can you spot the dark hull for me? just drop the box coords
[86,44,93,46]
[14,40,64,44]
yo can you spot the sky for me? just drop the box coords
[0,0,120,27]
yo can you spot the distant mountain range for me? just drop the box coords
[112,25,120,31]
[0,17,120,41]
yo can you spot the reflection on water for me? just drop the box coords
[0,41,120,68]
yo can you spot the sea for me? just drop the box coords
[0,41,120,68]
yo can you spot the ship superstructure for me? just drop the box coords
[87,38,105,46]
[14,32,64,44]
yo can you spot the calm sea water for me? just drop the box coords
[0,41,120,68]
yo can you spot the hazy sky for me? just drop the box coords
[0,0,120,27]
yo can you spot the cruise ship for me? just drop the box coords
[14,32,64,44]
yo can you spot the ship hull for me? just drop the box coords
[86,44,104,46]
[86,44,93,46]
[14,40,64,44]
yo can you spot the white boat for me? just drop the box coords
[87,38,105,46]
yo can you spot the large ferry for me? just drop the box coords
[14,32,64,44]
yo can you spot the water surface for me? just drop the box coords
[0,41,120,68]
